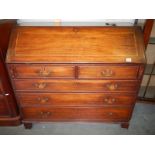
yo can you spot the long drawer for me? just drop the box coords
[8,64,75,79]
[13,79,139,92]
[21,106,132,121]
[78,65,139,79]
[17,93,136,106]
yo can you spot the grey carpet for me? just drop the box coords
[0,102,155,135]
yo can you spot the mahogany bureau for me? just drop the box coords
[6,26,145,129]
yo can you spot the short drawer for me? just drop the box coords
[8,64,75,78]
[78,65,139,79]
[17,93,136,106]
[0,95,10,116]
[21,106,132,121]
[13,79,139,92]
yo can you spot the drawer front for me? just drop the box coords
[13,79,139,92]
[21,106,132,121]
[17,93,136,106]
[8,64,75,78]
[0,95,10,116]
[79,65,139,79]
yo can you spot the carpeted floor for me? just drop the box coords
[0,103,155,135]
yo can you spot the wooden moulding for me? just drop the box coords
[0,116,21,126]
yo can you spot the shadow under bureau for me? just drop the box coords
[6,26,145,129]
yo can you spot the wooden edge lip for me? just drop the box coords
[0,115,21,126]
[6,27,18,63]
[15,25,142,29]
[6,59,147,64]
[6,62,146,65]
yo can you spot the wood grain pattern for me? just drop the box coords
[6,26,145,63]
[21,106,132,121]
[8,64,75,79]
[17,93,136,106]
[79,65,139,79]
[13,79,139,92]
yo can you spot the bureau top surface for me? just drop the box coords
[6,26,145,63]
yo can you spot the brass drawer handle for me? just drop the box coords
[39,111,51,118]
[37,97,49,103]
[104,112,113,116]
[73,27,79,32]
[34,83,47,89]
[107,112,113,116]
[104,98,115,104]
[106,83,118,90]
[10,67,18,78]
[37,68,51,76]
[101,69,113,77]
